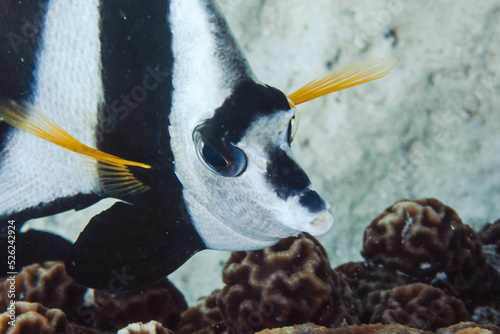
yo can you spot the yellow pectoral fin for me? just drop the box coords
[0,99,151,197]
[288,58,397,106]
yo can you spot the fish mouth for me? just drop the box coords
[284,189,334,236]
[304,210,334,236]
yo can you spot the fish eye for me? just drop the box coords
[286,112,299,144]
[193,126,247,177]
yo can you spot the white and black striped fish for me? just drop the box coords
[0,0,395,290]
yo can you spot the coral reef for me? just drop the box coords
[175,233,358,333]
[335,261,412,320]
[0,198,499,334]
[366,283,470,329]
[478,220,500,275]
[0,301,96,334]
[0,261,88,324]
[117,321,174,334]
[479,220,500,249]
[92,278,187,332]
[0,262,186,333]
[341,198,500,326]
[254,322,500,334]
[472,220,500,325]
[216,233,358,333]
[361,199,486,295]
[176,289,226,334]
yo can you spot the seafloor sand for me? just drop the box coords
[25,0,500,305]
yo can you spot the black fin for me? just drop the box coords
[65,202,205,291]
[1,230,72,274]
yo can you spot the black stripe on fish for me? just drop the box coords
[198,80,291,145]
[66,1,207,290]
[299,189,328,213]
[265,146,311,199]
[0,0,49,151]
[98,0,174,170]
[266,149,327,214]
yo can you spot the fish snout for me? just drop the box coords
[306,210,334,236]
[298,189,333,236]
[299,189,328,213]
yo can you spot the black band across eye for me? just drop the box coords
[193,125,247,177]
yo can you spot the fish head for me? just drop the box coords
[176,79,333,251]
[167,0,335,251]
[169,0,393,251]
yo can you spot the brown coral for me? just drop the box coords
[361,199,486,300]
[117,320,173,334]
[84,277,187,332]
[0,301,96,334]
[0,261,187,332]
[217,233,358,333]
[478,220,500,249]
[335,261,412,321]
[0,261,89,325]
[254,322,500,334]
[469,220,500,324]
[255,322,426,333]
[366,283,470,330]
[436,322,500,334]
[335,262,411,296]
[478,220,500,277]
[176,289,226,334]
[466,263,500,320]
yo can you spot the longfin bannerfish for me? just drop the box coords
[0,0,395,290]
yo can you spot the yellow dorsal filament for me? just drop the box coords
[288,58,397,106]
[0,99,150,169]
[0,99,151,196]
